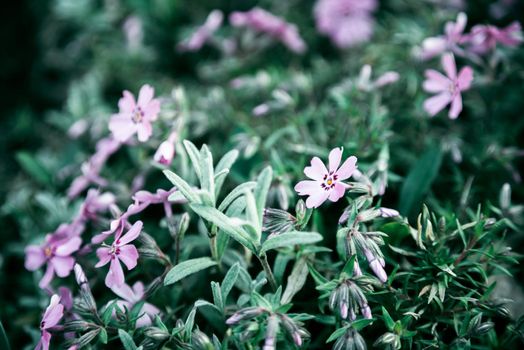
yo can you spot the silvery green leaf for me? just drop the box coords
[199,144,215,205]
[281,257,308,304]
[211,281,224,311]
[184,307,197,340]
[183,140,202,180]
[214,149,239,196]
[164,257,217,286]
[221,262,240,301]
[260,231,323,254]
[164,170,198,203]
[244,190,261,236]
[190,204,257,253]
[118,329,137,350]
[254,166,272,228]
[218,181,256,212]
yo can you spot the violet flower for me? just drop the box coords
[35,294,64,350]
[295,147,357,208]
[230,8,306,54]
[464,22,522,54]
[109,84,161,143]
[25,229,82,288]
[95,221,142,288]
[109,282,160,327]
[314,0,377,48]
[178,10,223,52]
[423,53,473,119]
[419,12,467,60]
[76,189,115,223]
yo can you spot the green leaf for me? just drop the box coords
[0,320,10,350]
[214,149,239,196]
[382,307,395,331]
[221,263,240,301]
[15,152,52,185]
[260,231,323,254]
[118,329,137,350]
[184,307,197,340]
[164,170,198,203]
[326,325,350,343]
[164,257,217,285]
[281,257,309,304]
[99,328,108,344]
[217,181,256,212]
[190,204,257,252]
[254,166,273,227]
[211,281,224,310]
[199,145,215,205]
[398,145,442,217]
[183,140,202,179]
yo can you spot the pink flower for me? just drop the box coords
[464,22,522,54]
[110,282,160,327]
[76,189,115,223]
[178,10,223,52]
[423,53,473,119]
[314,0,377,48]
[95,221,142,288]
[109,85,161,143]
[35,294,64,350]
[25,229,82,288]
[230,8,306,54]
[294,148,357,208]
[419,13,467,60]
[154,133,177,166]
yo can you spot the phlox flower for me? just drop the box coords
[464,22,522,54]
[109,84,161,143]
[419,12,467,60]
[76,189,115,223]
[230,8,306,54]
[109,282,160,327]
[178,10,223,52]
[314,0,377,48]
[295,148,357,208]
[25,228,82,288]
[423,53,473,119]
[35,294,64,350]
[96,221,142,288]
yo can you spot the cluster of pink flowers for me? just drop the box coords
[314,0,377,48]
[420,12,522,60]
[423,53,473,119]
[178,10,224,52]
[230,7,307,54]
[295,147,358,208]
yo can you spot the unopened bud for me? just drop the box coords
[226,307,265,325]
[192,330,213,350]
[144,327,170,341]
[295,200,306,223]
[263,315,279,350]
[361,304,372,319]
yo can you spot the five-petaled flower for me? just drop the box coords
[96,221,142,288]
[423,53,473,119]
[109,84,161,143]
[295,147,357,208]
[25,228,82,289]
[35,294,64,350]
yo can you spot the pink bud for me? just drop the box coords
[154,139,175,166]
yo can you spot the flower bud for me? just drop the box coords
[144,327,170,341]
[226,307,265,325]
[263,315,279,350]
[363,249,388,283]
[192,330,213,350]
[361,304,372,319]
[295,199,306,223]
[154,137,176,166]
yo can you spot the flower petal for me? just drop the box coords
[25,246,46,271]
[118,221,143,245]
[144,99,161,121]
[457,66,473,91]
[95,247,112,267]
[42,294,64,328]
[110,282,136,302]
[118,244,139,270]
[109,114,137,142]
[328,182,346,202]
[423,92,452,117]
[55,237,82,256]
[423,70,451,93]
[137,84,154,107]
[38,264,55,289]
[106,258,125,288]
[441,53,457,79]
[294,180,321,196]
[38,330,51,350]
[118,91,136,113]
[50,256,75,278]
[336,156,358,181]
[136,122,153,142]
[305,190,330,209]
[328,147,342,173]
[449,93,463,119]
[303,157,328,180]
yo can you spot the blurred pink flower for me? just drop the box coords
[110,282,160,327]
[295,148,357,208]
[25,228,82,288]
[96,221,142,288]
[109,85,161,143]
[423,53,473,119]
[76,189,115,223]
[35,294,64,350]
[178,10,223,52]
[67,137,121,198]
[154,133,177,166]
[464,22,522,54]
[230,8,306,54]
[420,12,467,60]
[314,0,377,48]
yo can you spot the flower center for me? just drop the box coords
[44,246,53,258]
[109,244,121,256]
[131,107,144,124]
[321,172,338,191]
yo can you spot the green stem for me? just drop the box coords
[258,253,278,292]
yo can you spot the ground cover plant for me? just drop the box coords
[1,0,524,349]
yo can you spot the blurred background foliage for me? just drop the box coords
[1,0,524,348]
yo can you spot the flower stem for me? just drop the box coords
[258,253,277,292]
